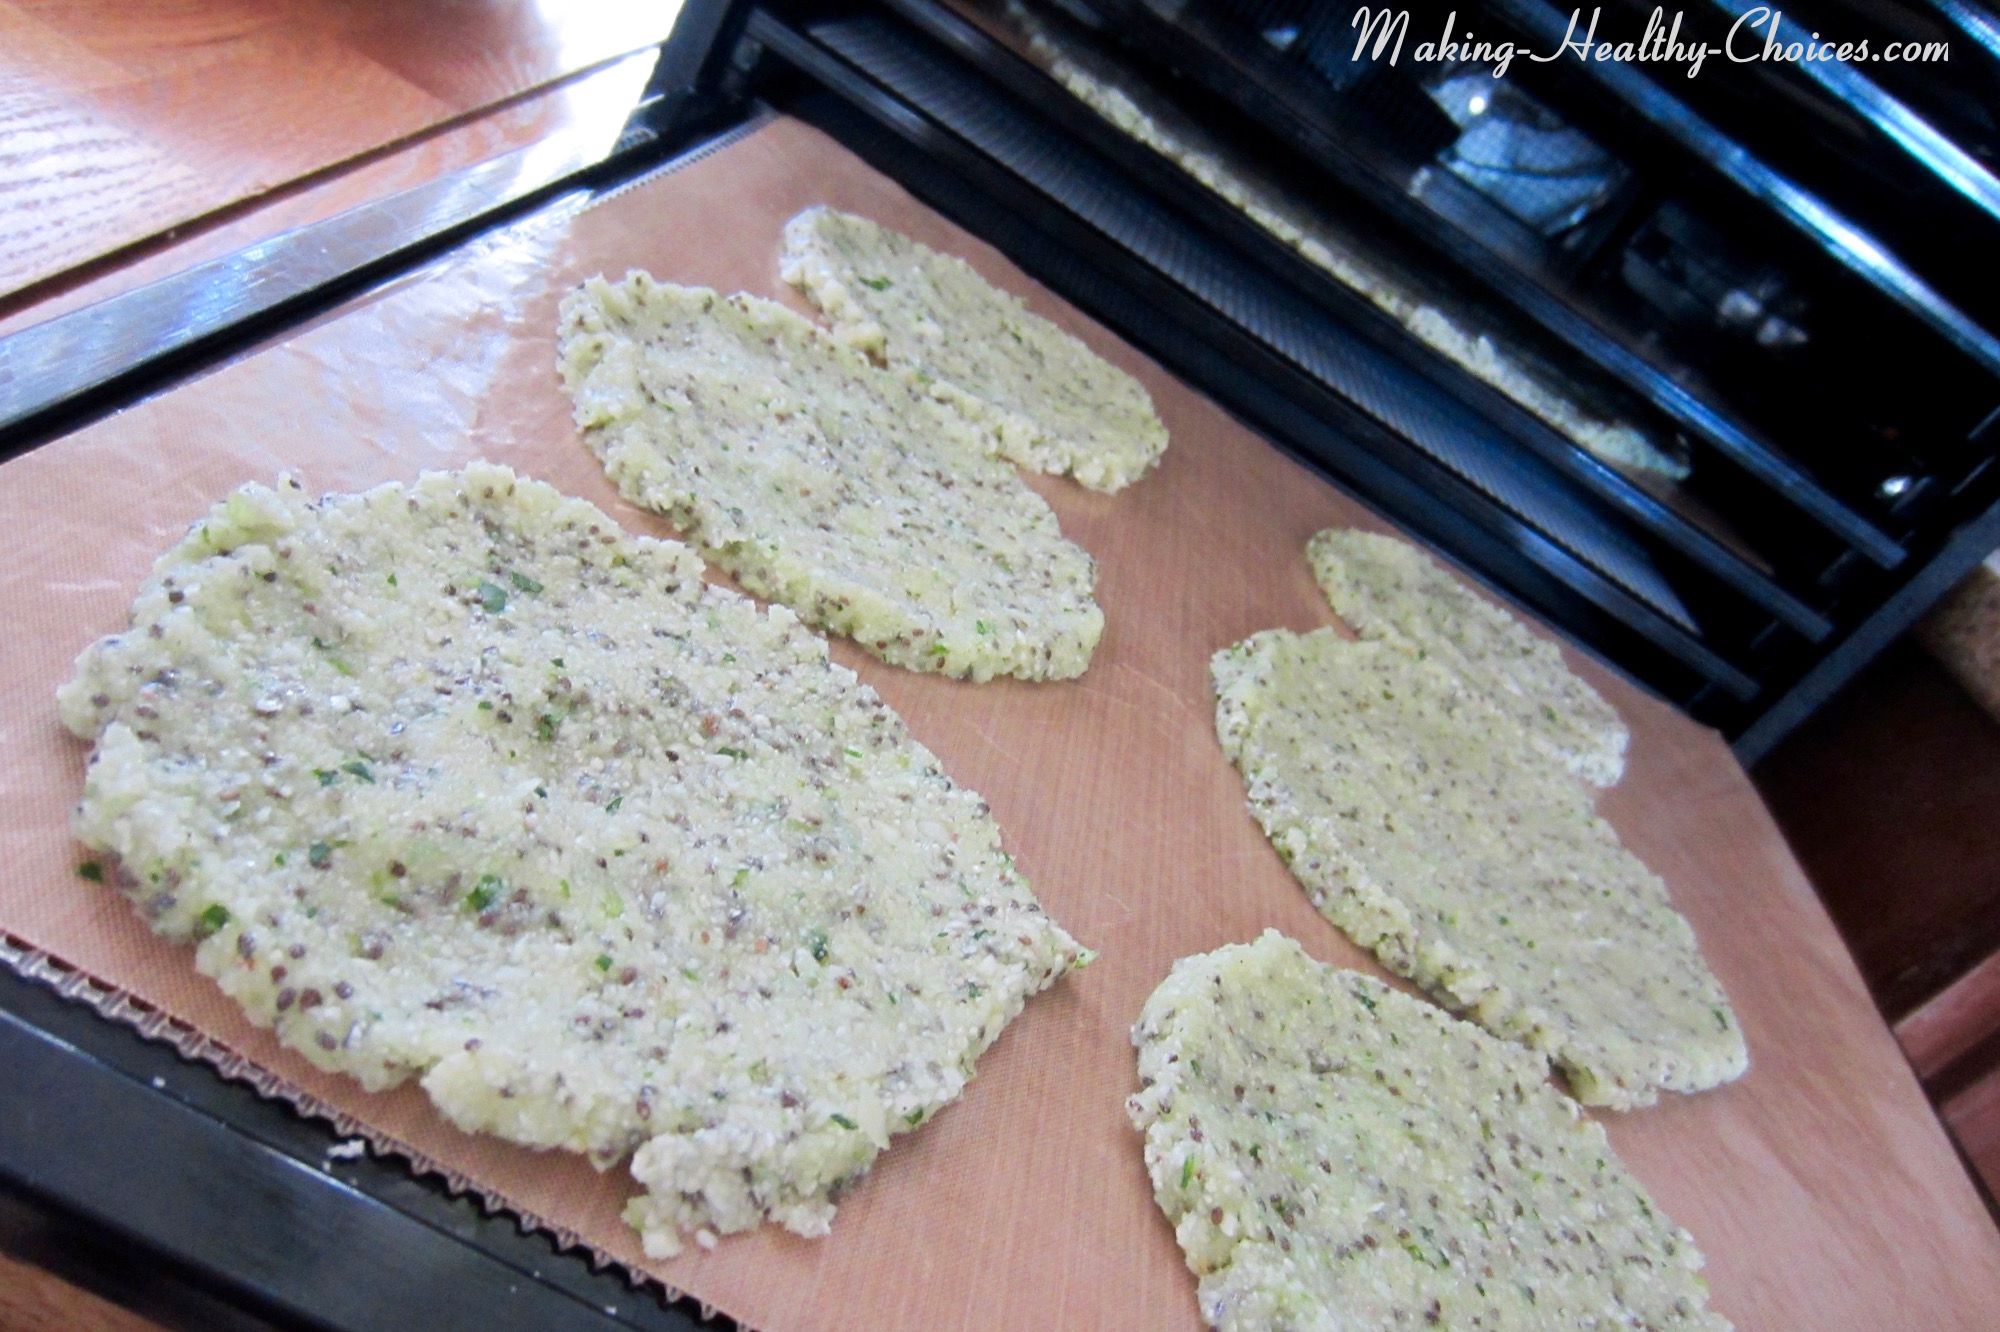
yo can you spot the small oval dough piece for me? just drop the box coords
[781,205,1168,493]
[1307,527,1628,786]
[1211,629,1745,1108]
[59,463,1089,1258]
[558,273,1103,681]
[1130,931,1730,1332]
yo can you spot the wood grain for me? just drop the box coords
[0,116,1994,1331]
[0,0,678,299]
[0,48,663,337]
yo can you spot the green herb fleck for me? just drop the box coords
[844,747,864,760]
[595,954,613,972]
[551,657,564,668]
[605,796,622,814]
[311,637,354,676]
[273,853,286,867]
[966,983,983,1000]
[508,572,543,594]
[196,903,231,935]
[807,929,830,963]
[717,746,747,759]
[905,1109,925,1126]
[476,581,508,613]
[386,573,398,586]
[308,842,333,869]
[536,713,560,742]
[1181,1156,1196,1189]
[535,786,548,799]
[379,892,402,909]
[341,760,374,784]
[930,643,949,657]
[975,620,992,635]
[1355,990,1378,1014]
[733,869,750,888]
[859,276,893,291]
[478,700,493,711]
[467,874,501,912]
[314,768,338,787]
[604,891,624,918]
[76,860,104,883]
[829,1113,859,1130]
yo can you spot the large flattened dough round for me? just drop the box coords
[1211,629,1745,1108]
[558,273,1103,682]
[59,463,1087,1256]
[1130,931,1729,1331]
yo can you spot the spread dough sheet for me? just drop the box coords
[1130,931,1729,1331]
[558,274,1105,681]
[1308,528,1629,787]
[781,206,1169,494]
[1212,628,1746,1107]
[58,463,1088,1258]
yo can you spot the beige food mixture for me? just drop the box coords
[558,273,1104,681]
[1005,2,1688,482]
[59,463,1089,1257]
[781,205,1168,493]
[1308,528,1628,786]
[1212,629,1745,1107]
[1130,931,1730,1330]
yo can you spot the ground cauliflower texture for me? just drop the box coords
[780,205,1168,493]
[59,464,1088,1257]
[558,273,1103,681]
[1307,528,1629,787]
[1004,1,1688,482]
[1129,931,1730,1331]
[1211,630,1745,1108]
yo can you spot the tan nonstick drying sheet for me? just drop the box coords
[2,114,1997,1330]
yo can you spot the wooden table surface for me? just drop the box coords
[0,0,677,305]
[2,114,1998,1330]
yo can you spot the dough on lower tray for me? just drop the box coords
[1211,628,1746,1108]
[558,272,1104,681]
[59,463,1089,1257]
[1307,527,1629,787]
[781,205,1168,493]
[1129,930,1730,1331]
[1004,0,1690,483]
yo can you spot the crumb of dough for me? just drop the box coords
[1005,1,1689,482]
[58,463,1090,1257]
[780,205,1168,493]
[1308,527,1629,786]
[1211,630,1746,1107]
[558,273,1103,681]
[1129,930,1731,1331]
